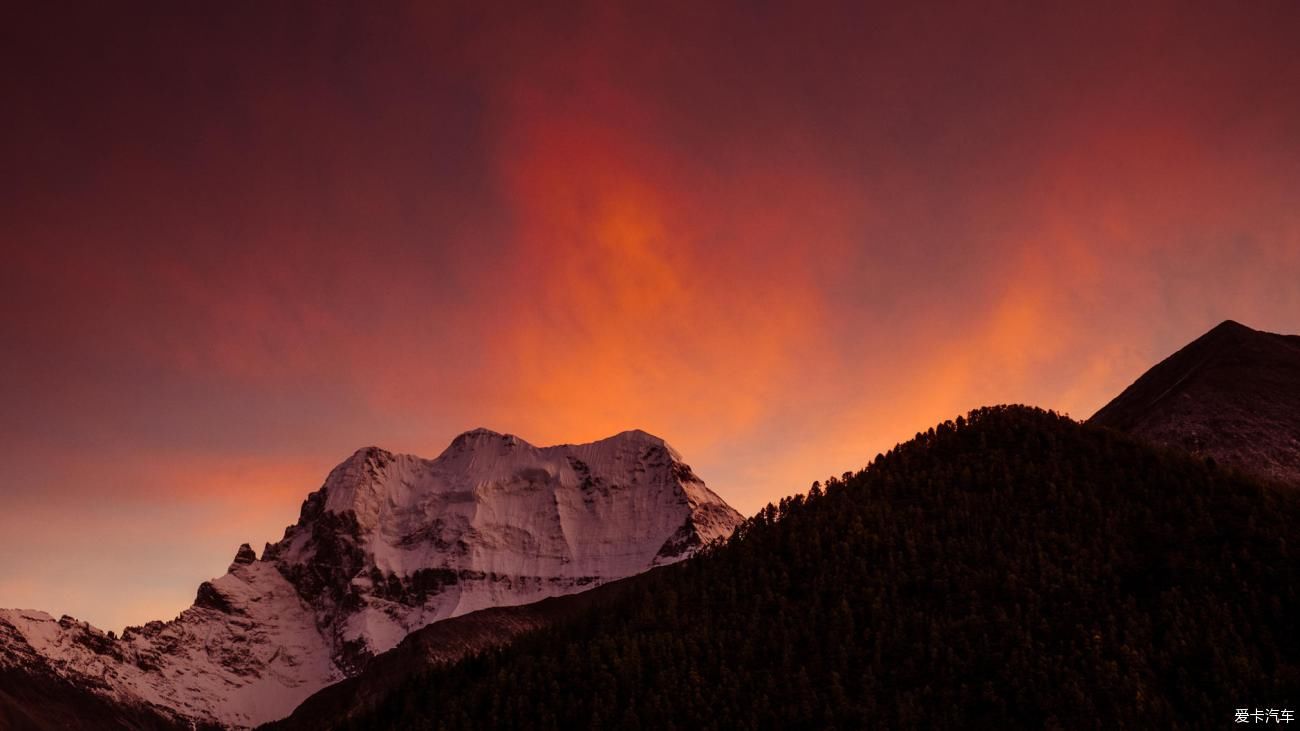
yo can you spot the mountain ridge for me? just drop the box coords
[0,428,742,729]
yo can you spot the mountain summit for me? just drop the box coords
[1089,319,1300,485]
[0,429,741,729]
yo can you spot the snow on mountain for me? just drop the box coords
[0,429,743,729]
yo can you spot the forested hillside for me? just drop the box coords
[290,406,1299,730]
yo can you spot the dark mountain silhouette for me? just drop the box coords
[268,406,1300,730]
[1090,320,1300,487]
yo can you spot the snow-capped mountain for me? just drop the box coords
[0,429,743,729]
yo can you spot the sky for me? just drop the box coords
[2,2,1299,632]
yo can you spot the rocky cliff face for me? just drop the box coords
[0,429,743,729]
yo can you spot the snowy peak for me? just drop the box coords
[318,446,396,518]
[444,427,531,453]
[291,428,737,570]
[0,427,743,729]
[277,427,742,664]
[310,429,714,536]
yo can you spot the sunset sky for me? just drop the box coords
[3,2,1299,632]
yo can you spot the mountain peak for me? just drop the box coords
[0,428,743,729]
[596,429,682,461]
[446,428,531,452]
[1210,318,1250,333]
[339,445,394,470]
[1090,319,1300,486]
[606,428,666,443]
[280,426,741,655]
[228,543,257,572]
[1195,318,1259,348]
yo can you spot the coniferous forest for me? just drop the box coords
[302,406,1299,730]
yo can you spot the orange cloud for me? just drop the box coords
[475,75,859,450]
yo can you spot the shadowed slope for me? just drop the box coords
[1090,320,1300,486]
[0,666,194,731]
[267,574,648,730]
